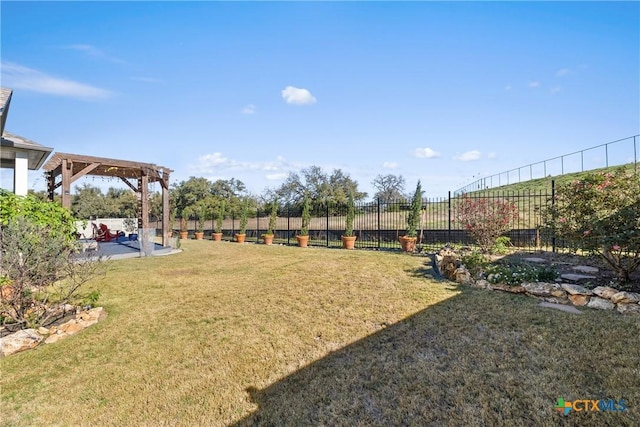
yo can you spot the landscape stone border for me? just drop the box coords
[433,247,640,316]
[0,307,106,358]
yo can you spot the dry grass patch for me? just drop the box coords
[1,241,639,426]
[1,241,454,426]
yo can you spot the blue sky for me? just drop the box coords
[1,1,638,198]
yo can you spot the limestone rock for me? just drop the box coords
[0,329,44,357]
[586,297,615,310]
[490,283,525,294]
[543,297,569,305]
[616,303,640,315]
[474,279,490,289]
[550,288,567,298]
[37,327,51,336]
[568,294,590,306]
[44,333,68,344]
[561,283,593,296]
[454,267,472,285]
[592,286,618,299]
[522,282,560,297]
[64,322,85,335]
[610,292,640,304]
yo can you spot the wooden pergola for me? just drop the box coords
[43,152,173,246]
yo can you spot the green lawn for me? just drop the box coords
[1,241,638,426]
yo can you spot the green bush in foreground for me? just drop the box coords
[0,191,104,328]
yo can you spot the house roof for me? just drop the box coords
[0,132,54,170]
[0,87,13,136]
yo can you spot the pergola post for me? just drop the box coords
[138,173,149,232]
[61,158,72,209]
[161,169,170,247]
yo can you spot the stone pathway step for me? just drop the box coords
[539,302,583,314]
[561,273,597,282]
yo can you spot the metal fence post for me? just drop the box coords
[377,198,381,249]
[551,180,556,253]
[447,191,452,243]
[326,202,330,248]
[287,204,290,246]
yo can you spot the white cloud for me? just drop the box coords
[528,81,541,88]
[551,86,562,95]
[199,152,229,167]
[413,147,440,159]
[0,61,113,99]
[190,153,297,176]
[242,104,257,114]
[487,152,497,159]
[454,150,481,161]
[556,68,571,77]
[281,86,317,105]
[63,44,127,64]
[383,161,398,169]
[266,173,288,181]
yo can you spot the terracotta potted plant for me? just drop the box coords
[194,203,207,240]
[179,214,189,240]
[262,198,278,245]
[341,191,357,249]
[212,200,224,241]
[235,198,249,243]
[399,180,422,252]
[296,194,311,248]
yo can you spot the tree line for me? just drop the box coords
[30,166,413,221]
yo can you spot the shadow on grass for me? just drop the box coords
[234,272,640,426]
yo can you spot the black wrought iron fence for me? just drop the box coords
[164,186,557,252]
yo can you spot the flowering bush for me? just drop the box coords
[455,195,519,253]
[544,169,640,284]
[484,263,558,286]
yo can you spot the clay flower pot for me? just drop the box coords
[179,231,189,240]
[194,231,204,240]
[262,234,274,245]
[399,235,417,252]
[296,235,309,248]
[235,233,246,243]
[341,235,357,250]
[211,232,223,241]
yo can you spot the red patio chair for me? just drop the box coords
[93,223,120,242]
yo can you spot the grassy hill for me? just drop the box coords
[467,162,637,195]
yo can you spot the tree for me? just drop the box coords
[238,197,249,235]
[171,177,212,217]
[372,174,406,202]
[406,181,423,238]
[275,166,366,213]
[300,194,311,236]
[544,169,640,285]
[344,191,355,237]
[71,184,108,219]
